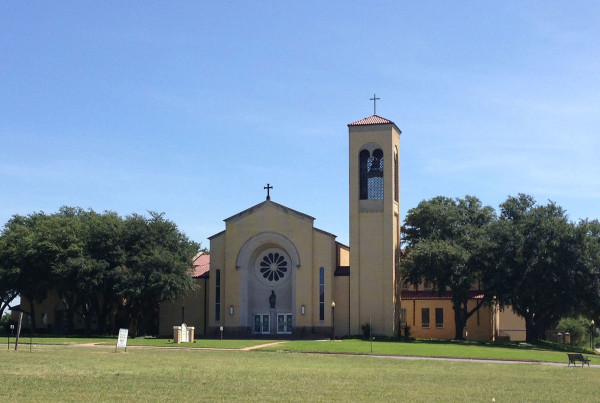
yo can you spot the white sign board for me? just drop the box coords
[116,328,129,349]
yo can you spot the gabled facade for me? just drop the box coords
[206,200,349,337]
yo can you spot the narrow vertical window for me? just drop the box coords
[435,308,443,328]
[394,152,399,202]
[359,150,370,200]
[215,269,221,322]
[421,308,430,328]
[319,267,325,321]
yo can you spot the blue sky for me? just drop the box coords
[2,1,599,253]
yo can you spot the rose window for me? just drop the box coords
[259,252,288,281]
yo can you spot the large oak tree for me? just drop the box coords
[485,194,600,343]
[0,208,200,335]
[116,212,198,335]
[401,195,496,340]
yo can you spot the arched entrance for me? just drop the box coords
[236,232,300,334]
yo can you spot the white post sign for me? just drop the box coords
[115,328,129,352]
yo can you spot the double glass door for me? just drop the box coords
[254,313,292,334]
[277,314,292,334]
[254,314,270,334]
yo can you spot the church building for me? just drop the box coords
[11,112,525,340]
[160,113,525,340]
[162,114,402,338]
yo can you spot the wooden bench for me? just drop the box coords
[567,353,591,367]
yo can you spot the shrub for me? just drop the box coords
[361,323,372,339]
[556,315,592,347]
[1,313,12,334]
[404,324,411,339]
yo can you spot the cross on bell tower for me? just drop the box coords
[264,183,273,200]
[370,93,380,115]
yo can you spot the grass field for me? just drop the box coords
[1,345,599,402]
[3,336,597,364]
[264,339,600,364]
[1,335,270,349]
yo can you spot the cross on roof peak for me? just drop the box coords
[264,183,273,201]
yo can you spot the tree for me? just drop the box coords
[78,210,125,335]
[0,222,20,318]
[401,195,496,340]
[1,207,199,335]
[485,194,596,343]
[577,219,600,321]
[116,212,199,336]
[0,254,19,319]
[42,208,88,334]
[0,213,54,330]
[49,207,126,335]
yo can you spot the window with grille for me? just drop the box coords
[359,148,384,200]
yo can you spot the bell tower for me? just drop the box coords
[348,115,401,336]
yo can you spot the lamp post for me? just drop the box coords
[591,320,595,349]
[331,301,336,340]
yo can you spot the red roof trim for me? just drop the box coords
[348,115,395,126]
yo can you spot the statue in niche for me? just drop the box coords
[269,290,276,309]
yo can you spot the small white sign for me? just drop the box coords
[117,328,129,348]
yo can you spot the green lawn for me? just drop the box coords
[3,336,598,364]
[1,336,274,349]
[260,339,600,364]
[1,346,599,402]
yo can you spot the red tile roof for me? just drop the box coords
[348,115,395,126]
[401,290,484,300]
[192,252,210,278]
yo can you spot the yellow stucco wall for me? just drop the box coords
[401,299,494,341]
[159,277,207,336]
[16,289,64,332]
[16,289,116,333]
[497,307,526,341]
[208,231,225,328]
[333,274,350,336]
